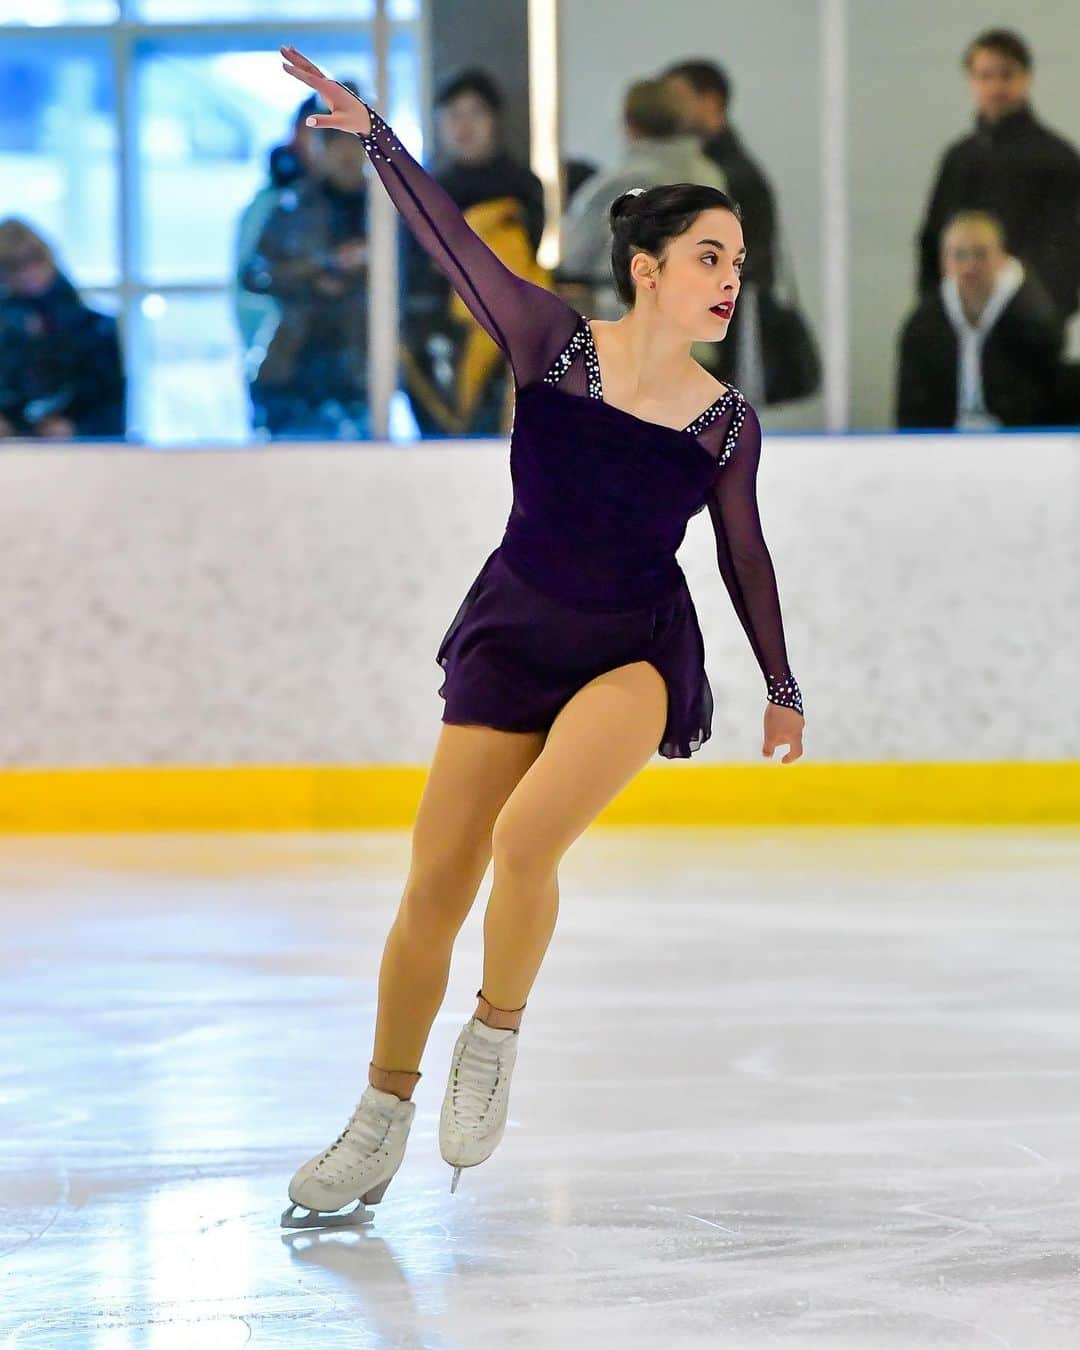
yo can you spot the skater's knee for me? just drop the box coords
[398,870,478,943]
[490,816,560,881]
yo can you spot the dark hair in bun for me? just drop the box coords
[608,189,648,227]
[608,182,741,308]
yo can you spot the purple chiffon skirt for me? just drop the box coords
[436,547,713,758]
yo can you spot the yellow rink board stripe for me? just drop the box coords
[0,762,1076,830]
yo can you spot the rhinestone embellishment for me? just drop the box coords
[542,318,742,448]
[350,99,404,162]
[694,387,746,468]
[766,673,803,715]
[541,318,602,396]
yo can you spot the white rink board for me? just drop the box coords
[1,433,1077,765]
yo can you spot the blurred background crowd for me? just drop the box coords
[1,2,1077,445]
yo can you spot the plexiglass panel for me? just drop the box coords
[131,290,251,445]
[0,41,118,286]
[134,39,375,286]
[848,2,1080,429]
[133,0,374,20]
[0,0,117,22]
[557,0,828,433]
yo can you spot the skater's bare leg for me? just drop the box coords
[479,661,668,1016]
[369,722,546,1096]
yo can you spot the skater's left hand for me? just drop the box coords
[763,704,803,764]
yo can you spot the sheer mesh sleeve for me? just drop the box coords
[351,99,579,387]
[706,401,803,715]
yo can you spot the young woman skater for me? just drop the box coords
[278,45,805,1230]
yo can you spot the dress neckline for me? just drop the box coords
[582,316,736,439]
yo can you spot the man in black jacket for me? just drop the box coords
[917,28,1080,322]
[662,59,782,395]
[662,60,776,290]
[242,126,370,439]
[897,211,1063,429]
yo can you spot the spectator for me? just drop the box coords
[241,117,370,439]
[556,79,727,320]
[232,93,328,384]
[896,210,1064,429]
[0,219,125,440]
[563,157,597,203]
[663,58,820,405]
[916,28,1080,322]
[401,68,546,437]
[662,60,776,291]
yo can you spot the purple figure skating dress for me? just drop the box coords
[357,108,802,758]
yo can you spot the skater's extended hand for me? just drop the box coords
[280,45,372,136]
[763,704,803,764]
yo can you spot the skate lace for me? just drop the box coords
[452,1033,505,1122]
[313,1096,394,1179]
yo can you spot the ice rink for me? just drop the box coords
[3,826,1079,1349]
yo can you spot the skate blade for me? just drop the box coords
[450,1166,462,1195]
[280,1200,375,1230]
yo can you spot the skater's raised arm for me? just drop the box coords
[280,45,578,387]
[706,403,803,719]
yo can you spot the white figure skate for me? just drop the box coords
[282,1084,416,1228]
[439,1016,520,1194]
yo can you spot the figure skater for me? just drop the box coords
[277,45,805,1230]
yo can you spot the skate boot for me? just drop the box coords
[440,989,524,1194]
[282,1079,418,1229]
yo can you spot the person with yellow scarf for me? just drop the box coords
[399,69,550,437]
